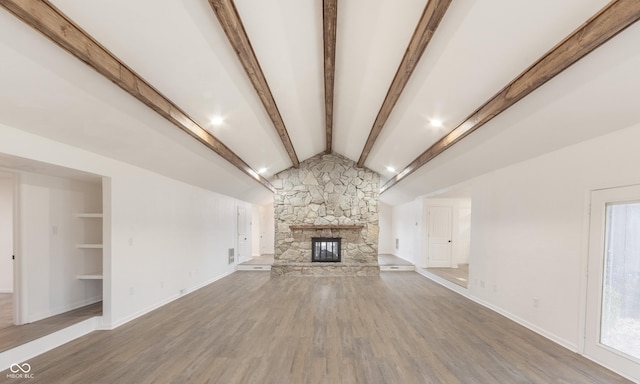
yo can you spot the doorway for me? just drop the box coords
[585,185,640,382]
[423,198,472,288]
[237,205,250,264]
[0,172,14,329]
[426,205,453,268]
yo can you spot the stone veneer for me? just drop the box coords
[271,153,380,277]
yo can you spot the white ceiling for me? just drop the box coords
[0,0,638,206]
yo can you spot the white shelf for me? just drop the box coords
[75,213,103,218]
[76,244,103,249]
[77,273,103,280]
[75,212,104,283]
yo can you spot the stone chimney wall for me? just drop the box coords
[271,153,380,276]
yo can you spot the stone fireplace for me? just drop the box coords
[271,153,380,277]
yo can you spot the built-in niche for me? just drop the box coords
[21,171,104,322]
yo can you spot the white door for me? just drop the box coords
[237,206,249,263]
[426,206,453,268]
[585,185,640,382]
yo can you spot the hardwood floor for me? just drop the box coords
[0,302,102,353]
[0,272,629,383]
[427,264,469,288]
[0,293,12,330]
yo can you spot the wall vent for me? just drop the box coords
[228,248,235,264]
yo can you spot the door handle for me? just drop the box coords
[448,240,452,243]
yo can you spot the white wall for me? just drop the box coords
[457,202,471,265]
[108,172,239,327]
[0,176,13,293]
[18,173,102,322]
[378,202,394,254]
[391,199,423,264]
[259,203,275,255]
[251,205,261,257]
[464,124,640,350]
[0,123,245,329]
[395,122,640,352]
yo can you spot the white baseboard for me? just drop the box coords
[0,316,100,372]
[101,268,236,330]
[415,268,469,297]
[415,268,578,353]
[470,295,578,352]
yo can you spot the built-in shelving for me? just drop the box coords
[76,244,103,249]
[76,273,103,280]
[76,212,103,281]
[75,213,103,218]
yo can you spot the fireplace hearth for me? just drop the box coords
[312,237,341,262]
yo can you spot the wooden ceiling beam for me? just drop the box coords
[0,0,275,192]
[323,0,338,154]
[381,0,640,194]
[208,0,300,167]
[357,0,452,168]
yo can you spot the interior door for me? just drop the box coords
[427,206,453,268]
[237,205,249,263]
[585,185,640,382]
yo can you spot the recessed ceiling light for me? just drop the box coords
[258,167,267,174]
[210,116,225,126]
[429,118,443,128]
[386,166,396,173]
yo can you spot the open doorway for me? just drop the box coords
[584,184,640,382]
[0,159,105,353]
[422,197,472,288]
[0,172,15,330]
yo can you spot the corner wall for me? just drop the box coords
[392,121,640,351]
[0,123,244,329]
[378,202,394,254]
[391,199,422,264]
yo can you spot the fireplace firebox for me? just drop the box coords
[311,237,341,262]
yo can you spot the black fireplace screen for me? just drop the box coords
[311,237,341,262]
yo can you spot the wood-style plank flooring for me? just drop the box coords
[0,301,102,353]
[0,272,629,383]
[0,293,12,330]
[426,264,469,288]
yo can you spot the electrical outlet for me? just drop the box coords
[533,298,540,308]
[129,287,134,296]
[480,280,485,288]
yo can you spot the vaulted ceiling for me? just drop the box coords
[1,0,639,206]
